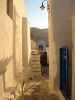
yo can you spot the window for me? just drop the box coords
[7,0,9,15]
[39,45,43,50]
[7,0,13,19]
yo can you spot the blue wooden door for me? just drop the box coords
[60,46,69,95]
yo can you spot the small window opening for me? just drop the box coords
[39,45,43,50]
[7,0,13,19]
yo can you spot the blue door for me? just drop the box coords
[60,46,69,95]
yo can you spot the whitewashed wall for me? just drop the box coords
[36,40,46,52]
[0,0,26,97]
[22,17,31,66]
[48,0,75,99]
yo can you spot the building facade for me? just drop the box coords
[48,0,75,99]
[36,40,46,52]
[22,17,31,66]
[0,0,31,98]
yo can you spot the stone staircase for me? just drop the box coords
[30,50,41,77]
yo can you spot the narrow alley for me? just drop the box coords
[1,0,75,100]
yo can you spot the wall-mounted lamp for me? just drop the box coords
[40,0,49,11]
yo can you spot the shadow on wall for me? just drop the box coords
[0,55,13,91]
[13,7,22,78]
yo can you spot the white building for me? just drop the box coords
[36,40,46,52]
[48,0,75,100]
[0,0,31,98]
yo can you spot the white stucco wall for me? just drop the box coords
[22,17,31,66]
[72,14,75,100]
[36,40,46,52]
[48,0,75,99]
[13,0,26,76]
[0,1,14,96]
[0,0,26,97]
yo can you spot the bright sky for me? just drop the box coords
[24,0,48,29]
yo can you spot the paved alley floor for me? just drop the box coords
[17,76,60,100]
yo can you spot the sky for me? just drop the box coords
[24,0,48,29]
